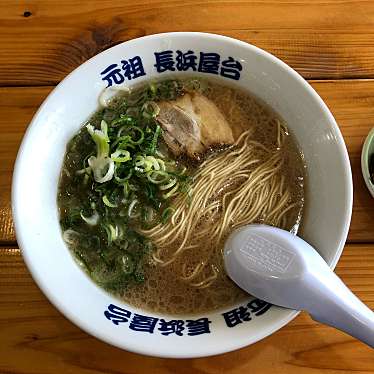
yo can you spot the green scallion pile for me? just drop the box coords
[58,80,193,292]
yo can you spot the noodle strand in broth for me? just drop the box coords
[141,121,299,290]
[58,77,305,315]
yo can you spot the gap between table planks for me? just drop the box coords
[0,244,373,374]
[1,80,374,244]
[4,1,374,85]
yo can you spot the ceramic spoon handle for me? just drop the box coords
[306,270,374,348]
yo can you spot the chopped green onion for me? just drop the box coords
[109,224,118,240]
[146,170,169,184]
[111,135,132,149]
[83,174,90,185]
[160,178,177,190]
[103,195,118,208]
[163,183,179,199]
[115,168,133,183]
[142,101,160,119]
[86,120,115,183]
[80,210,99,225]
[121,254,134,274]
[148,125,161,154]
[60,79,196,292]
[102,223,119,244]
[86,120,109,159]
[111,149,131,163]
[162,207,175,223]
[128,199,139,218]
[127,126,144,145]
[110,115,135,127]
[149,83,157,95]
[62,229,80,245]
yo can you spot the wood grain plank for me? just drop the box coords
[225,30,374,80]
[1,80,374,244]
[3,1,374,84]
[0,244,373,373]
[312,80,374,242]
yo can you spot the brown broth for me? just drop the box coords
[58,78,305,316]
[120,79,305,315]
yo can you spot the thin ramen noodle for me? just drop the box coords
[58,78,305,314]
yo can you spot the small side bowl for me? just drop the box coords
[361,127,374,198]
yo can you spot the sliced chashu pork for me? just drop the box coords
[156,92,234,159]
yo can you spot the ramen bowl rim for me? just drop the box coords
[12,32,353,358]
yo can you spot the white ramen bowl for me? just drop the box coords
[12,32,352,358]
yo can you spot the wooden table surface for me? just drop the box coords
[1,1,374,372]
